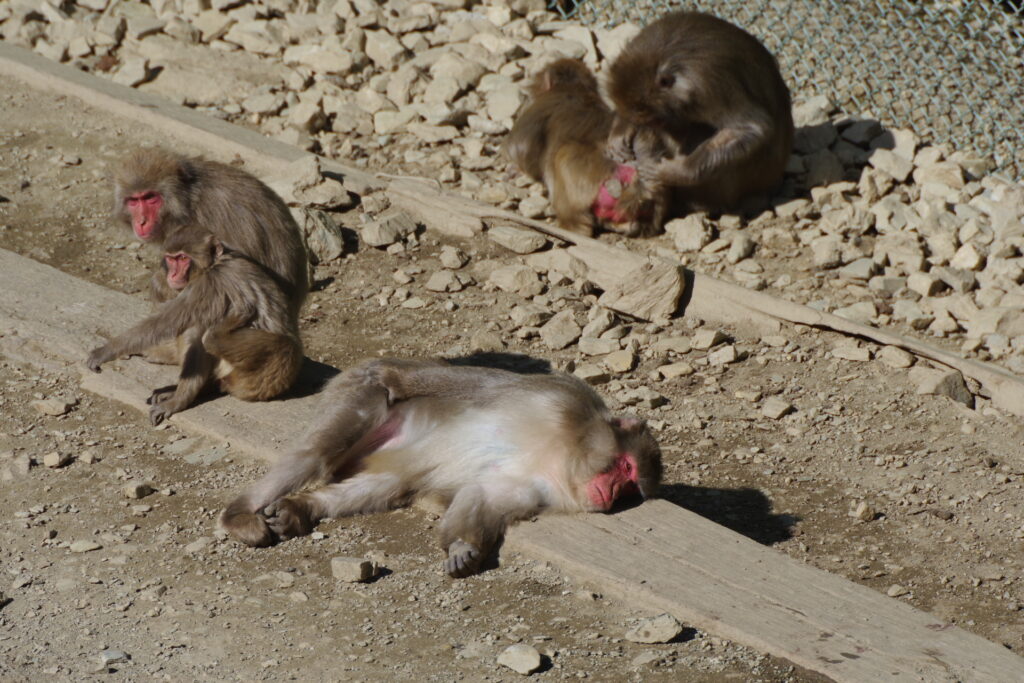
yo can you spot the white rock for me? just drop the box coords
[869,148,913,182]
[906,272,943,297]
[364,29,406,69]
[832,345,872,361]
[761,397,794,419]
[707,345,740,365]
[691,329,727,350]
[624,614,683,644]
[579,337,620,356]
[331,556,377,582]
[665,214,714,252]
[488,225,547,254]
[658,362,694,379]
[489,265,543,296]
[908,367,973,407]
[834,301,877,324]
[726,234,755,264]
[122,482,154,499]
[539,310,582,350]
[878,346,914,368]
[42,452,72,468]
[70,540,102,553]
[112,57,150,87]
[439,245,469,269]
[603,349,636,373]
[497,644,542,675]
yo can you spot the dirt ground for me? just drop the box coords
[1,72,1022,682]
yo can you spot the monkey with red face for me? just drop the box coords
[114,148,309,317]
[220,358,662,577]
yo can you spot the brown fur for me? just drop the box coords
[219,358,662,576]
[504,59,664,236]
[608,11,794,212]
[114,148,310,317]
[86,226,303,425]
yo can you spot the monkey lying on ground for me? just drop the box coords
[86,225,304,425]
[220,358,663,577]
[607,11,794,213]
[504,58,666,236]
[114,148,309,316]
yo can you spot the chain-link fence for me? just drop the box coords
[553,1,1024,181]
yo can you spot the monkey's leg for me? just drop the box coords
[202,325,303,401]
[219,371,391,547]
[440,482,546,578]
[148,328,216,426]
[262,471,407,541]
[141,340,181,365]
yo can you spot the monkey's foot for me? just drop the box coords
[261,498,315,540]
[148,401,180,426]
[85,345,112,373]
[147,386,177,405]
[444,539,483,578]
[218,510,277,548]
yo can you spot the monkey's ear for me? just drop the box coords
[210,236,224,259]
[611,415,646,433]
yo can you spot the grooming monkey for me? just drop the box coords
[607,11,794,212]
[86,226,303,425]
[505,58,665,236]
[220,358,663,577]
[114,148,309,316]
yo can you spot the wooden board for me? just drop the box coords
[2,248,1022,682]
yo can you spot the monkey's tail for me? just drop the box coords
[203,323,304,402]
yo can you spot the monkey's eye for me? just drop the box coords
[657,74,675,89]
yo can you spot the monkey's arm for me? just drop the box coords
[653,118,770,186]
[86,281,229,372]
[440,481,548,577]
[146,328,217,426]
[361,358,520,404]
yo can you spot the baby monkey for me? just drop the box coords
[505,58,665,236]
[86,226,303,425]
[220,358,663,578]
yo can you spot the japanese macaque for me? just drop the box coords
[504,58,665,236]
[220,358,663,578]
[114,148,309,315]
[86,226,304,425]
[607,11,794,212]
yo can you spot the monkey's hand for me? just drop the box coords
[607,118,638,164]
[445,539,483,578]
[262,497,315,541]
[86,345,114,373]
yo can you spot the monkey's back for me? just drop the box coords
[610,11,794,208]
[186,158,310,312]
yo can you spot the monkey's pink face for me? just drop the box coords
[586,453,641,511]
[125,191,164,240]
[164,252,192,290]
